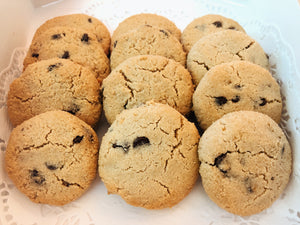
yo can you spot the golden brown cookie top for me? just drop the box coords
[5,110,99,205]
[99,102,200,209]
[198,111,292,216]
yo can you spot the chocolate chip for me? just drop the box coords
[29,169,45,185]
[234,84,242,89]
[259,97,267,106]
[231,96,240,103]
[228,26,236,30]
[212,21,222,27]
[215,96,228,106]
[47,63,62,72]
[266,53,270,59]
[133,136,150,148]
[113,40,118,48]
[245,177,254,193]
[32,53,39,58]
[214,153,227,174]
[45,163,57,170]
[88,18,92,23]
[159,29,169,37]
[61,51,70,59]
[112,143,130,153]
[64,104,80,115]
[73,135,84,144]
[81,33,89,43]
[271,177,275,180]
[51,34,62,40]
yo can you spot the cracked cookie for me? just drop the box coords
[102,55,194,124]
[7,58,101,127]
[31,14,111,55]
[110,24,186,70]
[198,111,292,216]
[193,61,282,130]
[111,13,181,50]
[99,102,200,209]
[4,110,99,205]
[181,14,245,53]
[23,26,110,82]
[187,30,269,86]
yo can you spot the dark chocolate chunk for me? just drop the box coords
[29,169,45,185]
[81,33,89,43]
[51,34,62,40]
[281,145,285,155]
[212,21,222,27]
[45,163,57,170]
[214,153,227,174]
[228,26,236,30]
[73,135,84,144]
[259,97,267,106]
[265,53,270,59]
[112,143,130,153]
[215,96,228,106]
[61,51,70,59]
[88,18,92,23]
[234,84,242,89]
[159,29,169,37]
[245,177,254,193]
[133,136,150,148]
[64,104,80,115]
[47,63,62,72]
[113,40,118,48]
[32,53,39,58]
[231,96,240,103]
[271,177,275,180]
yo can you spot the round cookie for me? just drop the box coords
[23,26,110,82]
[198,111,292,216]
[181,14,245,53]
[110,25,186,70]
[193,61,282,130]
[99,102,200,209]
[32,14,111,55]
[5,110,99,206]
[102,55,194,124]
[111,13,181,50]
[187,30,269,86]
[7,58,101,127]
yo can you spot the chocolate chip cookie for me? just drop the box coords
[111,13,181,50]
[23,26,110,82]
[32,14,111,55]
[110,25,186,70]
[181,14,245,53]
[198,111,292,216]
[5,110,99,205]
[187,30,269,86]
[193,61,282,130]
[99,102,200,209]
[102,55,194,124]
[7,58,101,127]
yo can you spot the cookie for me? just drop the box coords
[99,102,200,209]
[187,30,269,86]
[23,26,110,82]
[4,110,99,205]
[198,111,292,216]
[32,14,111,55]
[193,61,282,130]
[181,14,245,53]
[111,13,181,50]
[7,58,101,127]
[102,55,194,124]
[110,25,186,70]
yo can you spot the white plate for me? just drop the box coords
[0,0,300,224]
